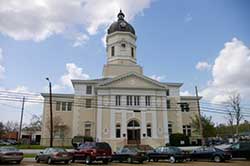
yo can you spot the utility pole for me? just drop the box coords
[195,86,205,146]
[46,77,53,147]
[18,96,25,143]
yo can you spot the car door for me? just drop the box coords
[162,147,170,160]
[39,148,49,161]
[231,143,240,158]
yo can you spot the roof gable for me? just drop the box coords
[97,72,166,90]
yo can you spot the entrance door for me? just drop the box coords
[127,120,141,144]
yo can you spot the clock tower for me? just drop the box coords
[103,10,143,78]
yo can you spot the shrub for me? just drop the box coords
[169,133,190,146]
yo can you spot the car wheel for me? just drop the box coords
[64,160,69,164]
[153,158,158,162]
[103,159,108,164]
[35,157,40,163]
[169,156,176,163]
[85,156,92,164]
[139,160,143,164]
[47,157,53,164]
[127,157,133,163]
[16,160,21,164]
[214,155,221,162]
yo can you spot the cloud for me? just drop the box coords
[150,75,166,82]
[184,13,192,22]
[200,38,250,103]
[73,33,89,47]
[180,90,192,96]
[48,63,90,92]
[196,61,211,71]
[0,48,5,79]
[0,0,153,42]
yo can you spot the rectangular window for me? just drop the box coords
[86,99,92,108]
[187,125,191,136]
[86,85,92,94]
[131,47,134,57]
[168,124,172,135]
[127,96,132,106]
[183,125,186,135]
[116,124,121,138]
[116,95,121,106]
[67,102,72,111]
[166,89,170,96]
[56,101,61,111]
[181,103,190,112]
[62,102,66,111]
[85,123,91,137]
[111,46,115,56]
[147,124,152,137]
[134,96,140,106]
[145,96,151,106]
[167,100,171,109]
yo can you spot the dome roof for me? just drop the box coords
[107,10,135,35]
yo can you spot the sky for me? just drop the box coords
[0,0,250,125]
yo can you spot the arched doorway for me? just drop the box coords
[127,120,141,144]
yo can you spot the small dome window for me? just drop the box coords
[121,43,126,48]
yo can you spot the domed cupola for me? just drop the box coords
[108,10,135,35]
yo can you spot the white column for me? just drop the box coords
[121,111,127,137]
[141,111,146,138]
[162,96,169,143]
[96,96,102,141]
[110,109,115,139]
[152,111,157,138]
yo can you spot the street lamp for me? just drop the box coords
[46,77,53,147]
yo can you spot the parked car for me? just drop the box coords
[35,147,73,164]
[0,146,23,164]
[0,140,11,146]
[111,147,147,164]
[147,146,189,163]
[6,139,17,145]
[72,142,112,164]
[226,142,250,160]
[190,147,232,162]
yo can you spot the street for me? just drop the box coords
[4,159,250,166]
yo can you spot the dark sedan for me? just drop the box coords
[147,146,189,163]
[0,146,23,164]
[111,147,147,164]
[191,147,232,162]
[35,147,73,164]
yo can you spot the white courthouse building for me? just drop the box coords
[41,11,201,150]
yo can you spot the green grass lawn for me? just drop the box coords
[13,144,73,149]
[23,153,36,158]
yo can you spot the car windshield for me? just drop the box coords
[0,147,18,152]
[127,147,140,153]
[96,143,110,149]
[52,148,66,152]
[169,147,182,153]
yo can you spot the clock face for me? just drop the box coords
[120,21,127,28]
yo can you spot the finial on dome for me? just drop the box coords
[117,10,125,20]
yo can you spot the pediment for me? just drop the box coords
[97,72,166,89]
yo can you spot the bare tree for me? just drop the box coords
[226,92,243,136]
[5,121,19,132]
[23,114,42,136]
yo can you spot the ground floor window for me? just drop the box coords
[168,123,172,135]
[116,124,121,138]
[183,125,191,136]
[147,123,152,137]
[85,123,91,136]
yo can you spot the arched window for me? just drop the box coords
[147,123,151,137]
[116,124,121,138]
[127,120,140,127]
